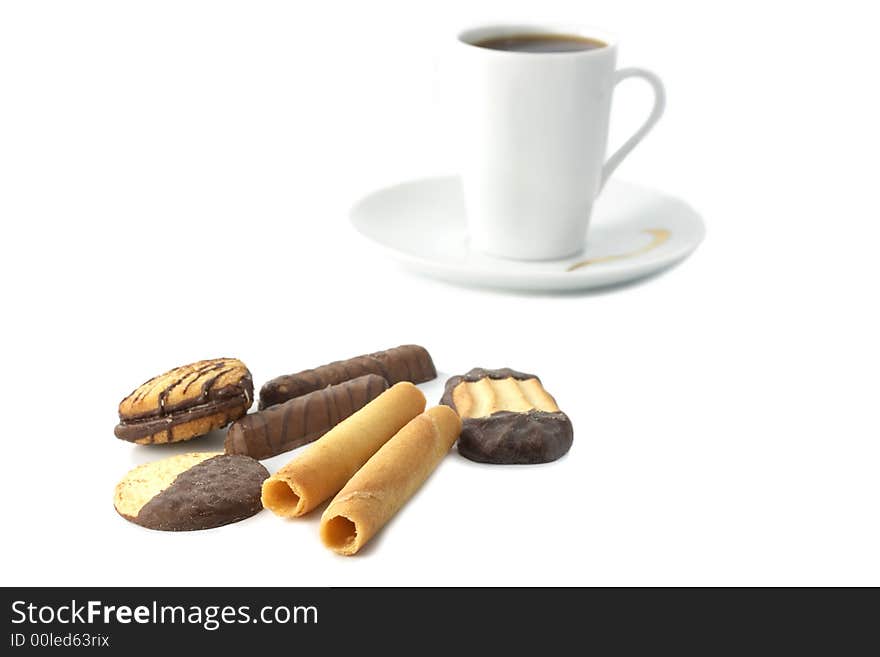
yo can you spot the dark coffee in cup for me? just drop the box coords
[472,33,606,53]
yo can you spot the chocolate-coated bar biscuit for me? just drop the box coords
[226,374,389,460]
[440,368,573,464]
[115,358,253,445]
[259,344,435,409]
[114,453,269,531]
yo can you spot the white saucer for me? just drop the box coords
[349,176,705,292]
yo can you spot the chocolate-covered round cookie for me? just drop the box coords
[115,358,253,445]
[440,367,573,464]
[114,453,269,531]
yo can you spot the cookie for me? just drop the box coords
[262,382,427,518]
[440,368,573,464]
[320,406,462,556]
[258,344,436,409]
[225,374,389,460]
[115,358,253,444]
[114,452,269,531]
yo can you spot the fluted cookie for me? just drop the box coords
[225,374,389,460]
[115,358,253,444]
[440,368,573,464]
[258,344,436,409]
[114,452,269,531]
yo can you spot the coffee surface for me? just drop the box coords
[472,33,605,53]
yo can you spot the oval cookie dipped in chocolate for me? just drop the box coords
[440,368,573,464]
[114,453,269,531]
[115,358,253,445]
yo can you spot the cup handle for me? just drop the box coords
[599,67,666,192]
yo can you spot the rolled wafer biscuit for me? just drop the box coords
[225,374,388,460]
[261,382,426,517]
[258,344,435,409]
[320,405,462,556]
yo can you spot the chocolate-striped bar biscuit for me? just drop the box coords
[226,374,389,460]
[114,453,269,531]
[258,344,436,410]
[440,368,573,464]
[115,358,253,444]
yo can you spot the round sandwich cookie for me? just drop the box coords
[114,452,269,531]
[440,367,573,464]
[115,358,253,444]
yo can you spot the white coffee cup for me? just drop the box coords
[456,25,665,260]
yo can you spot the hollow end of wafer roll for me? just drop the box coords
[320,514,360,555]
[261,477,308,518]
[319,405,462,556]
[263,381,427,520]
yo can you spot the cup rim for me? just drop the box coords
[457,24,617,55]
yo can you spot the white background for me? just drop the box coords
[1,0,878,586]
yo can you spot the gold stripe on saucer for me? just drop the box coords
[566,228,671,272]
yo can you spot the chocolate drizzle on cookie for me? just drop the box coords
[115,358,254,444]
